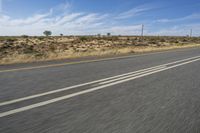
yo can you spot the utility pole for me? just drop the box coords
[190,29,193,37]
[141,24,144,37]
[141,24,144,41]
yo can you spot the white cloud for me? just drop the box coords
[2,12,52,26]
[115,4,154,19]
[53,13,83,26]
[108,25,142,35]
[1,2,199,36]
[0,8,111,35]
[0,0,113,35]
[50,1,72,14]
[0,1,154,36]
[1,7,199,36]
[156,13,200,23]
[148,24,200,36]
[57,2,71,11]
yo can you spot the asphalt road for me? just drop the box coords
[1,47,200,133]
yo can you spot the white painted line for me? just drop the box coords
[161,55,200,66]
[101,57,200,86]
[0,57,200,118]
[0,66,165,107]
[0,55,200,107]
[98,66,166,85]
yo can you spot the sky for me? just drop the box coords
[0,0,200,36]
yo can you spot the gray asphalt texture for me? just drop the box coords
[0,47,200,133]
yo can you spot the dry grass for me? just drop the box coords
[0,36,200,64]
[1,43,200,65]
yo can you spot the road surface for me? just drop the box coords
[1,47,200,133]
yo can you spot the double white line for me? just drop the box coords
[1,55,200,118]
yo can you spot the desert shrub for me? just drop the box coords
[0,37,17,43]
[38,37,45,41]
[177,43,184,46]
[105,36,118,41]
[149,41,157,44]
[0,37,17,41]
[169,39,178,43]
[174,40,179,43]
[160,38,166,42]
[1,42,12,49]
[34,52,46,58]
[21,35,29,38]
[49,45,56,52]
[79,36,89,41]
[111,36,119,41]
[182,38,188,42]
[23,46,35,54]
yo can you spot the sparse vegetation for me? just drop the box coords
[0,36,200,64]
[21,35,29,38]
[79,36,89,41]
[107,33,111,37]
[43,31,52,37]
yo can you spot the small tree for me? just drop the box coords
[80,36,88,41]
[107,33,111,37]
[97,34,101,38]
[43,31,52,37]
[21,35,29,38]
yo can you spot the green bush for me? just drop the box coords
[21,35,29,38]
[38,37,45,41]
[79,36,89,41]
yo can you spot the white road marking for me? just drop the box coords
[98,66,166,85]
[0,57,200,118]
[0,55,200,107]
[0,66,164,107]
